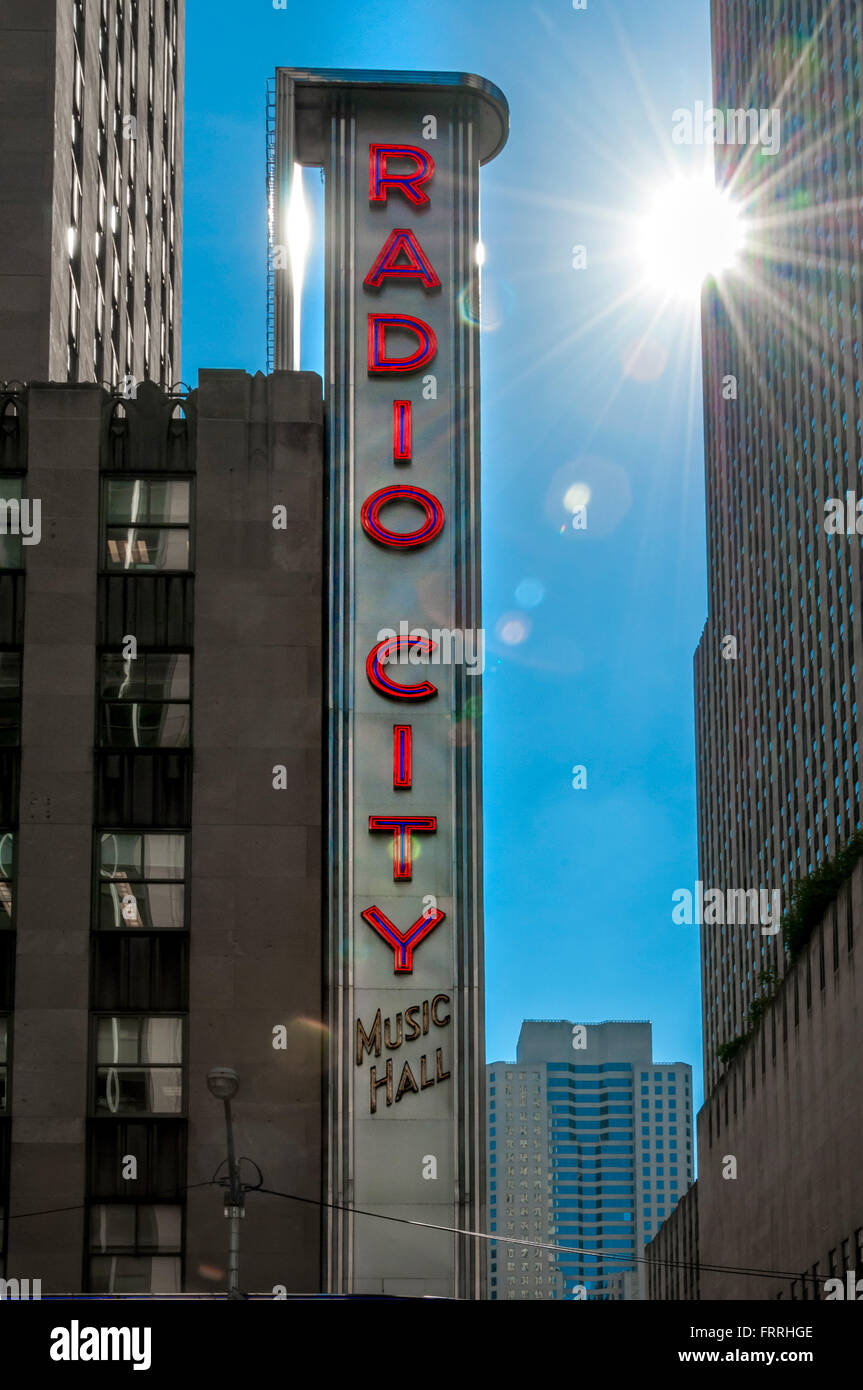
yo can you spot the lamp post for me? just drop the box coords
[207,1066,245,1300]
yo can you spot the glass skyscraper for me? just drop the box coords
[487,1021,693,1300]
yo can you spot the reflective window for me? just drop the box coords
[94,1015,183,1115]
[88,1202,182,1293]
[0,481,31,568]
[97,831,186,930]
[103,478,190,571]
[0,832,13,926]
[99,653,190,748]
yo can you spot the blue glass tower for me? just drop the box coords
[487,1020,693,1300]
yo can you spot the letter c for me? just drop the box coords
[431,993,451,1027]
[366,636,438,700]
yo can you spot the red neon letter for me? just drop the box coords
[366,635,438,701]
[393,401,411,462]
[393,725,412,788]
[368,314,437,373]
[361,904,445,973]
[369,144,434,206]
[368,815,437,879]
[364,229,441,291]
[361,484,445,549]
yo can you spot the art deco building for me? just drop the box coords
[694,0,863,1087]
[0,371,325,1293]
[0,0,183,386]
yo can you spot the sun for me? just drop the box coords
[635,172,747,301]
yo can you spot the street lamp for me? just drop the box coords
[207,1066,245,1300]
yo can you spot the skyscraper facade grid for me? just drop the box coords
[695,0,862,1088]
[0,0,183,387]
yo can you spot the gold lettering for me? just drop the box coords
[431,993,450,1028]
[395,1060,420,1103]
[370,1059,393,1113]
[356,1010,382,1065]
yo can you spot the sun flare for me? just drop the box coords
[635,173,747,301]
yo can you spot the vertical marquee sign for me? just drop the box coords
[275,68,508,1297]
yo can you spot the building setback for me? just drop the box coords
[696,858,863,1300]
[0,0,183,387]
[488,1021,693,1300]
[0,371,324,1293]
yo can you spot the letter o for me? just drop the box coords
[361,484,445,548]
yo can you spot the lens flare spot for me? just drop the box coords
[622,337,668,382]
[515,578,545,608]
[457,274,514,332]
[496,611,531,645]
[295,1016,329,1036]
[563,482,592,513]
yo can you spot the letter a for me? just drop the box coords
[364,229,441,291]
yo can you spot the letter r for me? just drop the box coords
[369,144,434,205]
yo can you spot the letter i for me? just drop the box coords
[394,725,412,788]
[394,401,411,462]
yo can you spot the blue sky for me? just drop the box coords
[183,0,714,1108]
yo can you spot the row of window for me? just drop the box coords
[0,477,191,573]
[89,429,189,1291]
[0,830,187,935]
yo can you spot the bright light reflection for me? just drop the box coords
[286,162,311,370]
[635,173,747,300]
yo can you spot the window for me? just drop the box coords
[0,481,29,568]
[0,1016,7,1111]
[103,478,190,571]
[0,654,22,749]
[93,1015,183,1114]
[0,832,13,925]
[88,1203,181,1292]
[99,652,190,748]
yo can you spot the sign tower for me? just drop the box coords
[274,67,508,1297]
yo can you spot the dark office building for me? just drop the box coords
[669,0,863,1302]
[694,0,863,1091]
[0,0,183,386]
[0,370,324,1293]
